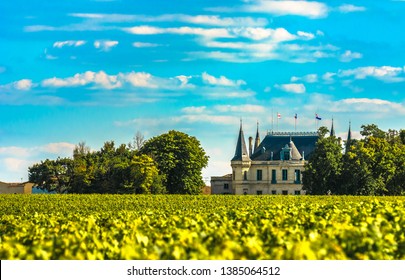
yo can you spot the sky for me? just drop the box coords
[1,0,405,184]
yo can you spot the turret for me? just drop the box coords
[330,118,335,137]
[254,122,260,153]
[231,120,250,161]
[345,121,352,154]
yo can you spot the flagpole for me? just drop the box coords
[294,114,297,132]
[271,108,274,132]
[277,112,279,132]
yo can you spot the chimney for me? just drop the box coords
[248,136,253,157]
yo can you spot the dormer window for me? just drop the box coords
[280,144,291,160]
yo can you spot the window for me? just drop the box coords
[294,190,301,195]
[282,169,288,181]
[257,169,263,181]
[295,169,301,183]
[224,183,229,190]
[243,188,248,195]
[271,170,277,183]
[282,190,288,195]
[256,190,263,195]
[283,151,290,160]
[271,190,277,195]
[244,171,248,180]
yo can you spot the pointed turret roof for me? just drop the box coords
[345,121,352,154]
[289,139,302,160]
[231,121,250,161]
[254,121,260,153]
[330,118,335,137]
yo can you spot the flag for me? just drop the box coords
[294,113,297,119]
[277,113,281,119]
[315,113,322,120]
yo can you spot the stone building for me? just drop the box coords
[0,181,34,194]
[211,122,319,195]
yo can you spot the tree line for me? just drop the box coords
[28,130,209,194]
[303,124,405,195]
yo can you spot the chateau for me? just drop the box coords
[211,122,320,195]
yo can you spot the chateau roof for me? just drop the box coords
[231,122,250,161]
[250,133,318,161]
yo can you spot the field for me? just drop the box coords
[0,194,404,260]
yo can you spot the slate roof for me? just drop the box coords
[250,133,318,161]
[231,123,250,161]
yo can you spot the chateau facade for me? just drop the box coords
[211,123,319,195]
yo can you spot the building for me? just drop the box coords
[0,181,34,194]
[211,122,319,195]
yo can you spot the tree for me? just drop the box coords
[140,130,209,194]
[340,137,397,195]
[128,131,146,151]
[29,141,164,194]
[73,142,164,194]
[29,157,74,193]
[317,126,329,139]
[399,129,405,145]
[302,135,343,194]
[360,124,386,139]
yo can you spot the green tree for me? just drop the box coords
[29,141,164,194]
[29,157,74,193]
[140,130,209,194]
[340,136,403,195]
[317,126,329,139]
[360,124,386,139]
[399,129,405,145]
[303,135,343,195]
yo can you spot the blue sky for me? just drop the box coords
[1,0,405,183]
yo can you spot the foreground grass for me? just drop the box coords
[0,194,404,260]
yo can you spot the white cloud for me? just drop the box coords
[304,94,405,116]
[204,89,256,98]
[322,72,336,83]
[3,158,32,173]
[297,31,315,40]
[176,75,193,87]
[173,14,269,27]
[243,0,329,19]
[332,98,405,114]
[338,66,405,82]
[123,72,155,88]
[340,50,363,62]
[181,106,208,114]
[124,26,233,38]
[214,104,265,113]
[202,72,246,87]
[275,83,306,93]
[337,4,366,13]
[13,79,33,90]
[53,40,86,48]
[94,40,119,51]
[42,71,117,88]
[41,71,157,89]
[70,13,269,27]
[291,74,318,83]
[132,42,160,48]
[40,142,76,155]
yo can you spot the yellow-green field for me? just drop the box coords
[0,194,404,260]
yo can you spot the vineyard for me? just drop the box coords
[0,194,404,260]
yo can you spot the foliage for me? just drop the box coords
[29,142,164,194]
[1,195,404,260]
[360,124,386,139]
[302,135,343,195]
[28,157,74,194]
[304,124,405,195]
[140,130,209,194]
